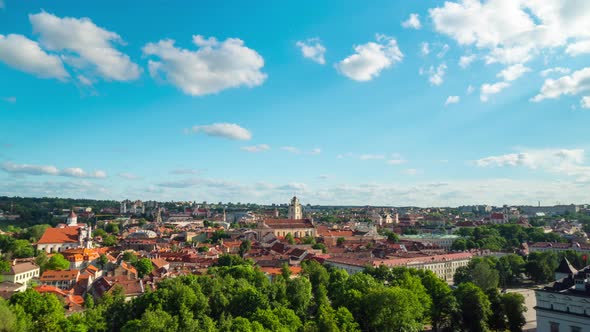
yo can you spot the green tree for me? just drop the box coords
[502,292,527,332]
[286,276,313,318]
[471,260,499,290]
[337,237,345,246]
[122,251,138,264]
[285,233,295,245]
[486,288,507,331]
[122,308,178,332]
[0,298,17,332]
[525,251,558,283]
[102,235,117,246]
[45,253,70,270]
[134,258,154,278]
[11,240,34,258]
[239,240,251,258]
[363,287,424,332]
[97,254,109,269]
[454,282,491,332]
[498,254,525,286]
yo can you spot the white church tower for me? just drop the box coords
[288,196,303,220]
[67,210,78,226]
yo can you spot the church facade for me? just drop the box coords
[257,196,315,239]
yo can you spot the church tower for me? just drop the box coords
[67,210,78,226]
[288,196,303,220]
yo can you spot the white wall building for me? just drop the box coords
[535,258,590,332]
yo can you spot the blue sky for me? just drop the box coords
[1,0,590,206]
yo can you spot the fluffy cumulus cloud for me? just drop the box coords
[187,123,252,140]
[295,38,326,64]
[29,11,140,82]
[458,54,476,68]
[540,67,571,77]
[581,96,590,109]
[401,13,422,29]
[480,81,510,102]
[566,40,590,56]
[430,0,590,65]
[1,162,106,178]
[335,34,403,82]
[497,63,530,81]
[445,95,460,105]
[420,42,430,56]
[0,34,69,80]
[143,35,266,96]
[475,148,590,181]
[421,64,447,86]
[532,67,590,102]
[241,144,270,152]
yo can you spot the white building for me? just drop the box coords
[400,234,461,251]
[535,258,590,332]
[1,261,40,286]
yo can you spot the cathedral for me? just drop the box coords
[37,210,93,253]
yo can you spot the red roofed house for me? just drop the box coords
[40,269,80,290]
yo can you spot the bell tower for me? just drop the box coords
[288,196,302,220]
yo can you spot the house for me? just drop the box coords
[40,269,80,290]
[91,275,145,301]
[112,261,138,279]
[535,258,590,331]
[1,261,40,285]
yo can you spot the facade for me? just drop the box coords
[40,269,80,290]
[258,218,316,239]
[325,252,472,281]
[1,261,40,286]
[288,196,303,220]
[535,258,590,332]
[530,242,590,255]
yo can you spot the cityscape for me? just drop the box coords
[2,1,590,331]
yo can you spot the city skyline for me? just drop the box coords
[1,0,590,206]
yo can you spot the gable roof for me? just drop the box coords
[556,257,578,275]
[38,227,80,244]
[7,262,39,275]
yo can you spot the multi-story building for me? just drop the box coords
[529,242,590,255]
[1,261,40,286]
[40,269,80,290]
[325,252,472,281]
[535,258,590,331]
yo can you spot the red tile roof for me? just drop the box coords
[38,226,80,244]
[40,269,80,282]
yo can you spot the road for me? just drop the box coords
[506,288,537,331]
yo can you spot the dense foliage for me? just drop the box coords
[452,224,566,251]
[0,256,527,332]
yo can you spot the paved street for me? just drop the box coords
[506,288,537,331]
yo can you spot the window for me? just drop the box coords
[550,322,560,332]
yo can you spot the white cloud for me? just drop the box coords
[566,40,590,56]
[402,13,422,29]
[335,34,403,82]
[1,162,106,178]
[424,64,447,86]
[281,146,300,154]
[532,67,590,102]
[496,63,530,81]
[241,144,270,152]
[420,42,430,56]
[0,34,69,80]
[29,12,140,82]
[119,172,139,180]
[187,123,252,140]
[437,44,450,58]
[459,54,476,68]
[430,0,590,65]
[359,154,385,160]
[404,168,419,175]
[475,148,590,182]
[296,38,326,64]
[581,96,590,109]
[0,0,4,9]
[310,148,322,155]
[143,35,266,96]
[466,85,475,94]
[445,95,460,105]
[480,81,510,102]
[2,96,16,103]
[387,159,406,165]
[540,67,571,77]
